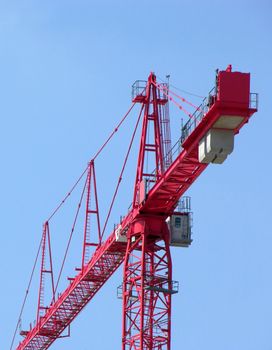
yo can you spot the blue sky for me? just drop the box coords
[1,1,271,349]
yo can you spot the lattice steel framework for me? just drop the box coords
[122,217,173,350]
[15,67,258,350]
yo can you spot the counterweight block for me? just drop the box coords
[199,128,234,164]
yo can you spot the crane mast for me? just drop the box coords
[16,66,258,350]
[122,73,173,349]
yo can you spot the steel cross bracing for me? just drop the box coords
[16,67,258,350]
[36,222,55,323]
[122,73,173,350]
[17,231,128,350]
[122,217,173,350]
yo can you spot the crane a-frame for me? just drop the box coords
[15,66,258,350]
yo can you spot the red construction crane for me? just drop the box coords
[13,66,258,350]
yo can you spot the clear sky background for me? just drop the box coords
[1,1,271,349]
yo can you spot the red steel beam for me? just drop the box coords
[17,68,257,350]
[141,102,257,215]
[17,229,128,350]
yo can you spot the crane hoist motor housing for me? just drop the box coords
[166,213,192,247]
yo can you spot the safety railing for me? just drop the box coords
[144,275,179,295]
[132,80,147,101]
[250,93,258,109]
[157,82,168,101]
[117,284,138,300]
[117,276,178,300]
[181,87,216,143]
[137,88,258,198]
[144,87,215,194]
[176,196,191,213]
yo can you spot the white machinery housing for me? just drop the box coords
[115,224,128,243]
[167,213,192,247]
[199,128,234,164]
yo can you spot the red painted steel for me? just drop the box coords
[158,79,172,170]
[123,74,172,349]
[82,160,102,268]
[17,230,128,350]
[16,67,257,350]
[122,217,173,350]
[37,222,55,323]
[132,74,165,208]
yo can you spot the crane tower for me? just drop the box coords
[14,66,258,350]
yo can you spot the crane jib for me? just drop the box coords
[16,68,258,350]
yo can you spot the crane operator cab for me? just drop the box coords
[166,197,193,247]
